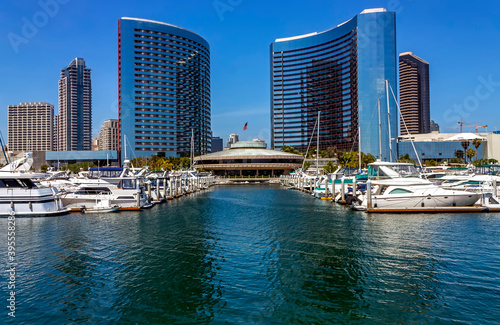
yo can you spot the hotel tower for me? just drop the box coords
[56,58,92,151]
[118,17,211,159]
[399,52,430,135]
[270,8,398,161]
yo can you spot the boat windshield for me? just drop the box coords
[75,187,112,195]
[0,178,38,188]
[119,179,137,189]
[367,164,419,179]
[88,168,123,179]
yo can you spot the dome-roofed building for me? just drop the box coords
[194,140,303,177]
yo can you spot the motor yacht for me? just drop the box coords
[0,173,69,216]
[353,178,480,210]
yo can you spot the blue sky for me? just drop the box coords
[1,0,500,146]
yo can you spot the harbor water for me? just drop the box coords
[1,185,500,324]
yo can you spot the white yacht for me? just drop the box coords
[59,179,151,211]
[0,174,69,216]
[353,178,480,210]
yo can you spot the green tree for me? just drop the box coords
[322,161,337,174]
[303,161,313,171]
[425,159,437,167]
[281,145,301,155]
[472,138,482,161]
[466,148,476,163]
[461,140,470,152]
[325,146,339,158]
[40,164,49,173]
[398,154,414,164]
[65,162,96,174]
[361,152,376,168]
[455,149,464,163]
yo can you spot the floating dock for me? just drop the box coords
[366,206,488,213]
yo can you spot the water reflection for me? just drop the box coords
[0,185,498,324]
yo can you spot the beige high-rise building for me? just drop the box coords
[99,119,119,151]
[92,138,100,151]
[399,52,430,135]
[57,58,92,151]
[8,102,54,151]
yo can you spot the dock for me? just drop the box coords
[366,206,489,213]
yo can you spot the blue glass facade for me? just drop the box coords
[270,9,397,161]
[398,141,485,162]
[118,18,211,160]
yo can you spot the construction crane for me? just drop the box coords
[446,118,469,133]
[466,122,488,133]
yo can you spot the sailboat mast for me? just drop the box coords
[358,125,362,172]
[316,111,320,175]
[124,134,127,160]
[378,99,382,160]
[190,129,194,170]
[386,80,392,162]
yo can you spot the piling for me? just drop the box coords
[366,180,372,209]
[340,177,345,203]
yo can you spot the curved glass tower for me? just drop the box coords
[270,8,397,161]
[118,17,211,159]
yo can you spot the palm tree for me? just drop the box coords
[466,148,476,163]
[472,138,482,161]
[322,161,337,174]
[303,161,313,171]
[461,140,470,153]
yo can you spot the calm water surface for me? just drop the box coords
[1,185,500,324]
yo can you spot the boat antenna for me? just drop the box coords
[388,83,424,169]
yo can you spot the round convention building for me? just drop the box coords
[194,140,303,177]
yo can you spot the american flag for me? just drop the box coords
[243,122,248,131]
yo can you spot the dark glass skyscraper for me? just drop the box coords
[118,17,211,159]
[270,8,397,161]
[57,58,92,151]
[399,52,430,135]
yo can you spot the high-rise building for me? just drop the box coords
[92,138,100,151]
[270,8,397,161]
[8,102,54,151]
[99,119,119,151]
[211,136,223,153]
[430,120,439,132]
[118,17,211,159]
[226,133,239,148]
[399,52,430,135]
[57,58,92,151]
